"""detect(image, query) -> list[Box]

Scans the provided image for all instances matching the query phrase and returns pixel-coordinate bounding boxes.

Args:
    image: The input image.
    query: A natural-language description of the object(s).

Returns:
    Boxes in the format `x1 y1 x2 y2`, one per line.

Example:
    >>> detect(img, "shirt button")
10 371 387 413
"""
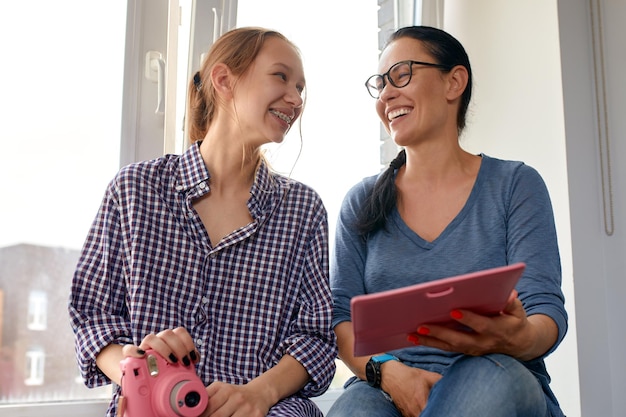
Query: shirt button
199 182 207 189
175 185 184 191
196 339 203 346
202 297 209 304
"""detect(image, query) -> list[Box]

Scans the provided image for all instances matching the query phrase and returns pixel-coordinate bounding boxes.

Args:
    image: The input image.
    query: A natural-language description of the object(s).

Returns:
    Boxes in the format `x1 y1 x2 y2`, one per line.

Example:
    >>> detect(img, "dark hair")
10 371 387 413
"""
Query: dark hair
186 27 299 143
355 26 472 238
391 26 473 133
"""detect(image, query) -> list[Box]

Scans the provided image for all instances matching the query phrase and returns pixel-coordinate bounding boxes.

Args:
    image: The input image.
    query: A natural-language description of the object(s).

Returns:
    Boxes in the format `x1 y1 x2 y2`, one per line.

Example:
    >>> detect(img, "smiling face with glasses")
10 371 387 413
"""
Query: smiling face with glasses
365 60 452 99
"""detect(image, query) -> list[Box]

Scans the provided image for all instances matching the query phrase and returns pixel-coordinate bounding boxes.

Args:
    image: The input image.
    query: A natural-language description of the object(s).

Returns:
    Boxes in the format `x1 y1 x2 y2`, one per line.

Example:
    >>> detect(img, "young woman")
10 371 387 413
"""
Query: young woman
328 26 567 417
69 27 337 417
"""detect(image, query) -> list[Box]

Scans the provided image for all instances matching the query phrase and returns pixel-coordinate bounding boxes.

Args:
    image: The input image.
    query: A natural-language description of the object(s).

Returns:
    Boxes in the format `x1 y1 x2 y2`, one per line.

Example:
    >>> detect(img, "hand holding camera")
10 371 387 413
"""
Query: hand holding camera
120 349 208 417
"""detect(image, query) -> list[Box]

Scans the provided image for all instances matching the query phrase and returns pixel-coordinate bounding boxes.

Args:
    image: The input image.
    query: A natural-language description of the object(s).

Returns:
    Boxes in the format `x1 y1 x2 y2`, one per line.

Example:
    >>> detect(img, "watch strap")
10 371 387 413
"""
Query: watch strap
371 353 399 364
366 353 399 388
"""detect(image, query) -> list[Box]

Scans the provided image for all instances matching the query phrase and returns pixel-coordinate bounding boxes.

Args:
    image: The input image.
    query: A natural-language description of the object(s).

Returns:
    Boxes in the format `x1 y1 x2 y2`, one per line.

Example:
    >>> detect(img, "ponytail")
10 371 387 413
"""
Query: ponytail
187 71 211 143
354 149 406 237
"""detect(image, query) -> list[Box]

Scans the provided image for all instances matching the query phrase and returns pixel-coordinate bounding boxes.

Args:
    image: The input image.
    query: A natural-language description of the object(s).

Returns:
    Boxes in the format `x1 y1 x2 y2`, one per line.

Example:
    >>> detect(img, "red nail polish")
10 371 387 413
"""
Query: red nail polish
450 310 463 320
417 326 430 335
407 334 419 345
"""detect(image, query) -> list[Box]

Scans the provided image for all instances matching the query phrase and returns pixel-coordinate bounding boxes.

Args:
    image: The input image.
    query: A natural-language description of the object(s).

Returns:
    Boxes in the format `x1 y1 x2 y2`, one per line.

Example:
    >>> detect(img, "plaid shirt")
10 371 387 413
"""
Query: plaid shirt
69 142 337 416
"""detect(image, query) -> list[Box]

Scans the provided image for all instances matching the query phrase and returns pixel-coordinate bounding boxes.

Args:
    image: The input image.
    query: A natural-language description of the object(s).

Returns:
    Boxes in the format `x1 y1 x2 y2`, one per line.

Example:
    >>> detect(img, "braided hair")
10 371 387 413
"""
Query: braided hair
354 149 406 237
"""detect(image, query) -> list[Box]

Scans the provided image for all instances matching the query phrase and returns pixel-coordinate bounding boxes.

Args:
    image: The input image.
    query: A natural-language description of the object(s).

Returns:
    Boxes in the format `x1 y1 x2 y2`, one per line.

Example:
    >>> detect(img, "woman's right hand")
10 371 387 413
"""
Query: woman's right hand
101 327 200 386
380 361 442 417
334 321 441 416
128 326 201 367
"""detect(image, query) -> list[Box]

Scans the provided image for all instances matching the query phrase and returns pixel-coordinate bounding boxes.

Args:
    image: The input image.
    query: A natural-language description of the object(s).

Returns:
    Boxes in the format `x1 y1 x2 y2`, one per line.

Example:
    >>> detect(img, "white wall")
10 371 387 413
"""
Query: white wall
558 1 626 416
441 1 581 416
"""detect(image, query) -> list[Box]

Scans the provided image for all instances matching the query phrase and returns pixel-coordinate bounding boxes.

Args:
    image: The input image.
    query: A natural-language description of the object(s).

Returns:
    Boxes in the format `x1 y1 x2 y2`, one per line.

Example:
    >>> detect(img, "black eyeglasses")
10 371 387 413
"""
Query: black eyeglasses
365 60 452 99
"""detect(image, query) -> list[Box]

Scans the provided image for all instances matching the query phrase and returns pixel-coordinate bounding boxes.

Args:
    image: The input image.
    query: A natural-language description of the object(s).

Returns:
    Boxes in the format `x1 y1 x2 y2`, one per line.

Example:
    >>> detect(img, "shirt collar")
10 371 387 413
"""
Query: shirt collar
175 142 287 214
175 141 211 192
249 160 287 219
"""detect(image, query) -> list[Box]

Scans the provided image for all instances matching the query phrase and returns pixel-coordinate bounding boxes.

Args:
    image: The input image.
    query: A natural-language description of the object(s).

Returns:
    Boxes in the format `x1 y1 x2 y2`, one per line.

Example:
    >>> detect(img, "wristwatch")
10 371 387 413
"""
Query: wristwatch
365 353 399 388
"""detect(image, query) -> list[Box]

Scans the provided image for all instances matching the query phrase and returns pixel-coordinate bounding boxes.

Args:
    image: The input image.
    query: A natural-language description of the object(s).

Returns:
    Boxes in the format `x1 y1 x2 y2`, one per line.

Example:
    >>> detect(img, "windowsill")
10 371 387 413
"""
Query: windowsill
0 399 110 417
0 389 344 417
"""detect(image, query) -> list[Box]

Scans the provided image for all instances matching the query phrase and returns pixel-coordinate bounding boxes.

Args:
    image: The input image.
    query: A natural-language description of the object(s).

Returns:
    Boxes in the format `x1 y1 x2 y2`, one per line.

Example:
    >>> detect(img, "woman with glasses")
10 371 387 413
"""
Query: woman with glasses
69 27 337 417
327 26 567 417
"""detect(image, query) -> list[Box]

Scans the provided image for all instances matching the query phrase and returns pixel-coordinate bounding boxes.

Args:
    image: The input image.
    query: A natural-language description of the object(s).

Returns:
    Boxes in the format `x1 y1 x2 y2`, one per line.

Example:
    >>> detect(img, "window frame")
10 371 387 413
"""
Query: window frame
1 0 382 414
0 0 235 414
23 348 45 387
26 291 48 331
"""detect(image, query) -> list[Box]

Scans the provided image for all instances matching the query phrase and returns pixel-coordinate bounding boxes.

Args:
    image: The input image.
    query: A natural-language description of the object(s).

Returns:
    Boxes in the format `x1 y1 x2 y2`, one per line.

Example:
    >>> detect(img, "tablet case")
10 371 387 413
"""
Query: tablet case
350 262 526 356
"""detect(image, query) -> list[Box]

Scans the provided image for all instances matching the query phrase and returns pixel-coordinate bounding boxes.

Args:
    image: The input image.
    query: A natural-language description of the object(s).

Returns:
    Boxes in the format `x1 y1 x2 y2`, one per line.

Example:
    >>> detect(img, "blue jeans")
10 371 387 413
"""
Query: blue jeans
326 354 549 417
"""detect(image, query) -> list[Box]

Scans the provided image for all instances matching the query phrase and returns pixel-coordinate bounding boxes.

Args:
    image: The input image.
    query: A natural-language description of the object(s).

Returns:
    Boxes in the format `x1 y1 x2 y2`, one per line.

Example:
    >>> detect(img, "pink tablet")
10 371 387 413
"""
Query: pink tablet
350 263 526 356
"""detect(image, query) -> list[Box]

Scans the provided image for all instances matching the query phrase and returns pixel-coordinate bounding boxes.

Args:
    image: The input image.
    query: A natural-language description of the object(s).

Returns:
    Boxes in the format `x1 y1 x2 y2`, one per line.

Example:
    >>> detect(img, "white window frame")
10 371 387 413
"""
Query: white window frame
1 0 374 415
1 1 235 415
120 0 238 165
24 348 45 386
27 290 48 331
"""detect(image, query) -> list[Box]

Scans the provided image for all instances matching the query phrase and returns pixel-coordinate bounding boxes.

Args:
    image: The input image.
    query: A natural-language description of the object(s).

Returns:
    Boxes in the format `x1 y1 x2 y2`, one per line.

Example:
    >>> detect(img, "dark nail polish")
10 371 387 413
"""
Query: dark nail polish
137 348 145 355
189 350 198 361
182 356 191 366
168 353 178 363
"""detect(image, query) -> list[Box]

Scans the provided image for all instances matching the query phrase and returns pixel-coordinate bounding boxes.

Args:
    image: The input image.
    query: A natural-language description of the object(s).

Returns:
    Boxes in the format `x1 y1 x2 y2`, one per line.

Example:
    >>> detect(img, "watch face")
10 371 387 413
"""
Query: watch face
365 360 378 387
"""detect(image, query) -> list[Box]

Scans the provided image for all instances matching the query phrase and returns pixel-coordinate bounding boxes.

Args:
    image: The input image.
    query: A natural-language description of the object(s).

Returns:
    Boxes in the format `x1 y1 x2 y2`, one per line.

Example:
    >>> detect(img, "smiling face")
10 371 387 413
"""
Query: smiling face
375 37 453 147
232 36 305 147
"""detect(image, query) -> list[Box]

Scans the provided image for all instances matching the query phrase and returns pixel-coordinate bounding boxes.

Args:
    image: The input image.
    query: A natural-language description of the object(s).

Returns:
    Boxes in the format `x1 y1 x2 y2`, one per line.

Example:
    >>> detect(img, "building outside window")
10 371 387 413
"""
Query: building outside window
0 0 378 414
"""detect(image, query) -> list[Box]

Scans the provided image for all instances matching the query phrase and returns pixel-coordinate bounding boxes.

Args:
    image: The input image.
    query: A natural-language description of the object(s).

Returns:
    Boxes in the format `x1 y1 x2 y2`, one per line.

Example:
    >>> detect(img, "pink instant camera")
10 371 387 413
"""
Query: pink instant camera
120 349 209 417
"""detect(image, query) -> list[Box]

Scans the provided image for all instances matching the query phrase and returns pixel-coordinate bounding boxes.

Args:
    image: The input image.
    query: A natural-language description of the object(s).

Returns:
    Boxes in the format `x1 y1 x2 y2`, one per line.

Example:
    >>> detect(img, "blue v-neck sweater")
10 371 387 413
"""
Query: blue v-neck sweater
331 154 567 416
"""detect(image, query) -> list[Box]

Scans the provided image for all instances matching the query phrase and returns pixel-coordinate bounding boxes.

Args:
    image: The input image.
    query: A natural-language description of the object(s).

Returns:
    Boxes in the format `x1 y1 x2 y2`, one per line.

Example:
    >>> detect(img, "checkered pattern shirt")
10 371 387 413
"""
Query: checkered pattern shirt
69 142 337 416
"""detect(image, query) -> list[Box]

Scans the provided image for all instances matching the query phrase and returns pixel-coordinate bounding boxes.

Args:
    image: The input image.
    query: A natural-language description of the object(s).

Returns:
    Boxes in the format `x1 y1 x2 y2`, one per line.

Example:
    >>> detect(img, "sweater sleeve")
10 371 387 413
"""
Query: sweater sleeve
505 163 568 357
330 177 375 328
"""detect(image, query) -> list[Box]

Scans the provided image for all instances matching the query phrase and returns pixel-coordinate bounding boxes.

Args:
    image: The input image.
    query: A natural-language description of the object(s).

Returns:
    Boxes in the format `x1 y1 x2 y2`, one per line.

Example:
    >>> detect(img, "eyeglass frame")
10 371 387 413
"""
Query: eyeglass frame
365 60 453 99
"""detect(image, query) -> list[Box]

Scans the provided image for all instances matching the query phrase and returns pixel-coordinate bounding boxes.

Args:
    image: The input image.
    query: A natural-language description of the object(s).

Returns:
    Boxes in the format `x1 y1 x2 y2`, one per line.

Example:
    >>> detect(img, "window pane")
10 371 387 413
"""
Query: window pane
236 0 381 240
236 0 381 390
0 1 126 404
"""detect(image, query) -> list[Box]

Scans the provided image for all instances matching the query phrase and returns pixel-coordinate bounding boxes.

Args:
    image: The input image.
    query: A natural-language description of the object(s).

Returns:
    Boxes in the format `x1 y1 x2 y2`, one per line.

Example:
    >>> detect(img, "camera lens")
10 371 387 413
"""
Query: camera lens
184 391 201 408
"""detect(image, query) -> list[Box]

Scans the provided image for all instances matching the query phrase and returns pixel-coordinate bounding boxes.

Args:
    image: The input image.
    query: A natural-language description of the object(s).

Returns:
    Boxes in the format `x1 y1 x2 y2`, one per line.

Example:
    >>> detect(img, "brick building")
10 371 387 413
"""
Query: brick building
0 244 110 402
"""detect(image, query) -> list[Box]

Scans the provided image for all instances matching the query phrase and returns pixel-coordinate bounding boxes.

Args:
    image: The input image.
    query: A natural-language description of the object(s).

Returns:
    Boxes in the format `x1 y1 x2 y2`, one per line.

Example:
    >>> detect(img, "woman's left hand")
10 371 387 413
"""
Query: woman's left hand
407 290 556 361
201 381 272 417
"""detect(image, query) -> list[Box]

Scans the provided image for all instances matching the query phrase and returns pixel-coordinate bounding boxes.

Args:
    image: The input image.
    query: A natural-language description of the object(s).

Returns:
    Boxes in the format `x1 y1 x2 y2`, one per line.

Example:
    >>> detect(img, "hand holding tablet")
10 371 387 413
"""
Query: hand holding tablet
350 263 526 356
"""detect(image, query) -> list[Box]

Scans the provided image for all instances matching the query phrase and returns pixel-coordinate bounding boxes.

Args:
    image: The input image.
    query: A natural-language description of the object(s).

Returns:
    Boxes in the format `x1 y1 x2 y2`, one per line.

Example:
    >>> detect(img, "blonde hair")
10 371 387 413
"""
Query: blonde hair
186 27 301 143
